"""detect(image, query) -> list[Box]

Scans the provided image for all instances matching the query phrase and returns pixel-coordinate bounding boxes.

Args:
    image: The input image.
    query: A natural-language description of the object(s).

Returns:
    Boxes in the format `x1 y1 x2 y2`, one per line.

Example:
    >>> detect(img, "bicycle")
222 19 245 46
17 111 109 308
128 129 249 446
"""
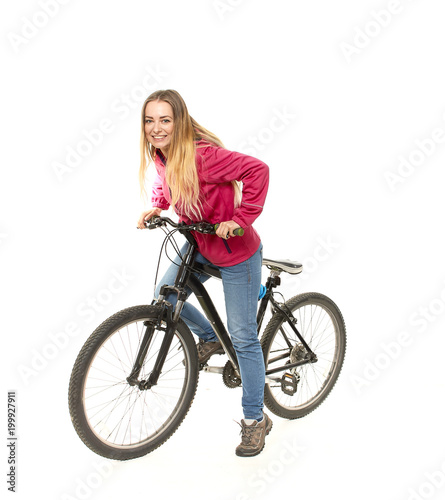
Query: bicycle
68 216 346 460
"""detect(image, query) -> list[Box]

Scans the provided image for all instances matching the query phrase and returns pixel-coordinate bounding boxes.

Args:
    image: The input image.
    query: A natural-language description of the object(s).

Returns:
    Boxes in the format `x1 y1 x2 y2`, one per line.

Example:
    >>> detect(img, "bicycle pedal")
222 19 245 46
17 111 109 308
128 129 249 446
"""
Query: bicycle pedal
281 372 298 396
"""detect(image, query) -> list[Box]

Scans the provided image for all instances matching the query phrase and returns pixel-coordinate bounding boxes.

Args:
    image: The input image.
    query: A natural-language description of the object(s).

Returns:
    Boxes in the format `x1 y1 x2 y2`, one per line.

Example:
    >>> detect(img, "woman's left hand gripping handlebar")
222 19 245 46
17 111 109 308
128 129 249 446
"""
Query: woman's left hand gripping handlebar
215 220 242 239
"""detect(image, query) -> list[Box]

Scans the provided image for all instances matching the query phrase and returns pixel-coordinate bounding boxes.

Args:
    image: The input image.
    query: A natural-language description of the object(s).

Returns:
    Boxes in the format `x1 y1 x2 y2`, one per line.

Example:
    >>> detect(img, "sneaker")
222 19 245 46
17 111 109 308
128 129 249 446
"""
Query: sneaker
235 413 273 457
197 338 224 364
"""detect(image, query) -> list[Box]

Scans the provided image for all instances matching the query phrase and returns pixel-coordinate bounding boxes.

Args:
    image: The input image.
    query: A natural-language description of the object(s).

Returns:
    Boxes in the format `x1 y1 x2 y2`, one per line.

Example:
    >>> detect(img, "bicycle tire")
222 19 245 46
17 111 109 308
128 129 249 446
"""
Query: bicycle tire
68 305 199 460
261 292 346 419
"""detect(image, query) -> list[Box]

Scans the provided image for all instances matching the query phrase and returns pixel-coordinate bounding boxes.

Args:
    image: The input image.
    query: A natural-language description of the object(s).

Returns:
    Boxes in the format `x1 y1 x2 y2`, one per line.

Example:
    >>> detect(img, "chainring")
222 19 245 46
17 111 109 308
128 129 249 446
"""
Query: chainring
222 361 242 388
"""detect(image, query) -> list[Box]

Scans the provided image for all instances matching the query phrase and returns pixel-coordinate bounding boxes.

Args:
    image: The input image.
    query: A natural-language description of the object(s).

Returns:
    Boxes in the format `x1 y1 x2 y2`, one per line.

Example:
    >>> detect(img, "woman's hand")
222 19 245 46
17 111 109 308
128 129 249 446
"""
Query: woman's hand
215 220 241 239
137 207 163 229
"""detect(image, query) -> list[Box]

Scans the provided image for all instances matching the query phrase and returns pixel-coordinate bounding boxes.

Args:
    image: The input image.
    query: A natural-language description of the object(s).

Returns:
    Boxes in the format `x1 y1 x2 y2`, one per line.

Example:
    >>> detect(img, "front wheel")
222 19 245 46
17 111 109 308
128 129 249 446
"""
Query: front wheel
261 293 346 419
68 305 199 460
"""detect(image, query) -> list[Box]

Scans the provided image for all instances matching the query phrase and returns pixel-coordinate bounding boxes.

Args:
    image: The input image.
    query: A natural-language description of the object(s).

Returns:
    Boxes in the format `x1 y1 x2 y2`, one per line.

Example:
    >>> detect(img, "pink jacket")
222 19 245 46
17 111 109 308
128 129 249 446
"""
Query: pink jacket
151 142 269 266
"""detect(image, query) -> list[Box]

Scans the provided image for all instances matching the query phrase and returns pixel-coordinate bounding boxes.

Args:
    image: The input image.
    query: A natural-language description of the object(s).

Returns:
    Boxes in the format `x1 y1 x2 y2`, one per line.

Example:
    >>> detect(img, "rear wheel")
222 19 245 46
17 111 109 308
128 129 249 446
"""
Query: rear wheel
68 305 199 460
261 293 346 419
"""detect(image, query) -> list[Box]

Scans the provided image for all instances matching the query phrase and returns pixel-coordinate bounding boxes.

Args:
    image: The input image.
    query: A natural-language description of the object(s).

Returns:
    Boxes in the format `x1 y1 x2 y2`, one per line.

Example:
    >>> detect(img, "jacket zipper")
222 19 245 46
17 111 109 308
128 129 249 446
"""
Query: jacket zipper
223 239 232 254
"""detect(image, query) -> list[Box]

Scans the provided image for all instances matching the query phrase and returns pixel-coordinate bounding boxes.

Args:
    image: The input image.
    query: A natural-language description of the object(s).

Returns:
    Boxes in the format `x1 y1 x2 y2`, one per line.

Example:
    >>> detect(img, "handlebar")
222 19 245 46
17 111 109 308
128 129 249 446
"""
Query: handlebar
144 216 244 236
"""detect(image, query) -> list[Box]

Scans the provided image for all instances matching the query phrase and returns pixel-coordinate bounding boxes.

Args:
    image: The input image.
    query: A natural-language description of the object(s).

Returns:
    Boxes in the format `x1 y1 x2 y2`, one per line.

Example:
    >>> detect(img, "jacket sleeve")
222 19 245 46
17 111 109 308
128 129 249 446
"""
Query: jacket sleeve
151 171 170 210
200 146 269 228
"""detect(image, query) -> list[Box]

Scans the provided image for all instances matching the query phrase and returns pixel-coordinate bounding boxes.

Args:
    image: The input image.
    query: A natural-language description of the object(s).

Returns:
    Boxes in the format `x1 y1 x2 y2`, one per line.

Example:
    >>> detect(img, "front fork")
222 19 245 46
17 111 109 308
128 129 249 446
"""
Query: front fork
126 292 186 390
127 238 196 390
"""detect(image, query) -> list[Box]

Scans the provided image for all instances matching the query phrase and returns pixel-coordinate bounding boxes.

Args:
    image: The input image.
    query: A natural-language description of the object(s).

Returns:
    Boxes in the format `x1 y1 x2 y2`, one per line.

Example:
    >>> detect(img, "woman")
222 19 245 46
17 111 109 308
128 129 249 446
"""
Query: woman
137 89 271 457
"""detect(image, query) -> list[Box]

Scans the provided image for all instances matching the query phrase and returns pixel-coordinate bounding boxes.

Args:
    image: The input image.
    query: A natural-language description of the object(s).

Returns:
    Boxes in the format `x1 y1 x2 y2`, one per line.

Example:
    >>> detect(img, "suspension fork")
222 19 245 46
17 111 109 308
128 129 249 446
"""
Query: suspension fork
126 297 187 390
142 303 182 389
127 240 197 390
125 301 172 389
126 318 158 387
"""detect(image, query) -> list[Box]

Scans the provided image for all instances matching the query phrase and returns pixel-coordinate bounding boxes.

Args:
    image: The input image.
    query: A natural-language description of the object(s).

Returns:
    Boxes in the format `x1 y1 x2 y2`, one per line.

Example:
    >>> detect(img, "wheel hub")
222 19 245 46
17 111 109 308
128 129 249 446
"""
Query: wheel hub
290 343 306 364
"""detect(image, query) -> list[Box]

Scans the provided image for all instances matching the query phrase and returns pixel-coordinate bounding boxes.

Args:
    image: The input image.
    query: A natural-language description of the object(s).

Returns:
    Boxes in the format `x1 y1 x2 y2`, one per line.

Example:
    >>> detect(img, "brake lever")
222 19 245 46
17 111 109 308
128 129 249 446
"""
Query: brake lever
146 216 165 230
194 222 215 234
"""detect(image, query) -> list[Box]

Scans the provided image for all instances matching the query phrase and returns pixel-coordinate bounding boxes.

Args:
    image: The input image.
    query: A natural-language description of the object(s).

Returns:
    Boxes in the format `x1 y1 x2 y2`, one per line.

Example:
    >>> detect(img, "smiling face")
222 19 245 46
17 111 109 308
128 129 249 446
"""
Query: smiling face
144 100 174 156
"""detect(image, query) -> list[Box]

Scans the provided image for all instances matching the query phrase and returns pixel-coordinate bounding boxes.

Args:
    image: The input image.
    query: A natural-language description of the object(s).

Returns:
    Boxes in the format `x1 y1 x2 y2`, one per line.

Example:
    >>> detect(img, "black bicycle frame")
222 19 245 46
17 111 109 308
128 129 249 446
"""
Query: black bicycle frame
128 231 316 388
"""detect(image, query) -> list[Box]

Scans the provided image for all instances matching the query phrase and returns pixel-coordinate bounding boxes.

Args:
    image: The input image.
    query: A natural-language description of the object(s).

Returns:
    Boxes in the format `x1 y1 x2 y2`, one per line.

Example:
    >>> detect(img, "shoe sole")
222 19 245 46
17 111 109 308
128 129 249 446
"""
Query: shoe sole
198 348 225 365
183 347 225 366
235 417 273 457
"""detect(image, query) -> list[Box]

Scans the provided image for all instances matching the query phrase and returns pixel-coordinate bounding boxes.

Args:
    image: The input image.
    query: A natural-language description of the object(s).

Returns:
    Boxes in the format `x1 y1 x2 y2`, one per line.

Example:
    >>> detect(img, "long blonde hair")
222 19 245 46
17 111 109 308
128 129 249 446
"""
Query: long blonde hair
139 89 240 220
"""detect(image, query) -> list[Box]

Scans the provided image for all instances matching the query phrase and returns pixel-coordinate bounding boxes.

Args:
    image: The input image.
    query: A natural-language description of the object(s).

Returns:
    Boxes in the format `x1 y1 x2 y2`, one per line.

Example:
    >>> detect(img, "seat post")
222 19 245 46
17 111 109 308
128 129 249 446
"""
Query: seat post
266 270 281 289
256 270 281 331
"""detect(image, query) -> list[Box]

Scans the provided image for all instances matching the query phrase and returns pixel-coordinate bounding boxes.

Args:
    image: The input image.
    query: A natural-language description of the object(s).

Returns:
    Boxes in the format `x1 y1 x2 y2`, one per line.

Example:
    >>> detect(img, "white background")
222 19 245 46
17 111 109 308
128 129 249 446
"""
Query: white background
1 0 445 499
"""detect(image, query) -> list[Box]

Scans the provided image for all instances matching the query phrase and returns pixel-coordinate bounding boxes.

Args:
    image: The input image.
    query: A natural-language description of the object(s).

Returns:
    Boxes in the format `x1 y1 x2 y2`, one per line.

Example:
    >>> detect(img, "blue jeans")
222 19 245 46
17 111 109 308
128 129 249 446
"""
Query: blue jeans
154 242 265 420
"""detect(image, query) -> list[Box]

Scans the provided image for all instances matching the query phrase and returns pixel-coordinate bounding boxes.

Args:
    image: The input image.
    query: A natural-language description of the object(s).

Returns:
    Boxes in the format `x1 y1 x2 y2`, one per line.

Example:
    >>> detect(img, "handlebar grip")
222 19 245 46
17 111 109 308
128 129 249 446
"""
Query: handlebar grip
214 224 244 237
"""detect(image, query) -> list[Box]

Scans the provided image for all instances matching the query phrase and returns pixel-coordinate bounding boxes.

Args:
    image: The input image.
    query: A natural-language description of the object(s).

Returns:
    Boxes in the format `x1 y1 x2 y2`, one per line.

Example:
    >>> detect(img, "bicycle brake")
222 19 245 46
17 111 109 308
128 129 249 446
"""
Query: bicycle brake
147 216 165 229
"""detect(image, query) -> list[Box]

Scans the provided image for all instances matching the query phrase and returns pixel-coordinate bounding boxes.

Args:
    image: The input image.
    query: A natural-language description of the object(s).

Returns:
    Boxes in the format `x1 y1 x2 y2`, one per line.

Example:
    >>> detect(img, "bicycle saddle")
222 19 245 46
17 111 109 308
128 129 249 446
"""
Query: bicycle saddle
263 258 303 275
